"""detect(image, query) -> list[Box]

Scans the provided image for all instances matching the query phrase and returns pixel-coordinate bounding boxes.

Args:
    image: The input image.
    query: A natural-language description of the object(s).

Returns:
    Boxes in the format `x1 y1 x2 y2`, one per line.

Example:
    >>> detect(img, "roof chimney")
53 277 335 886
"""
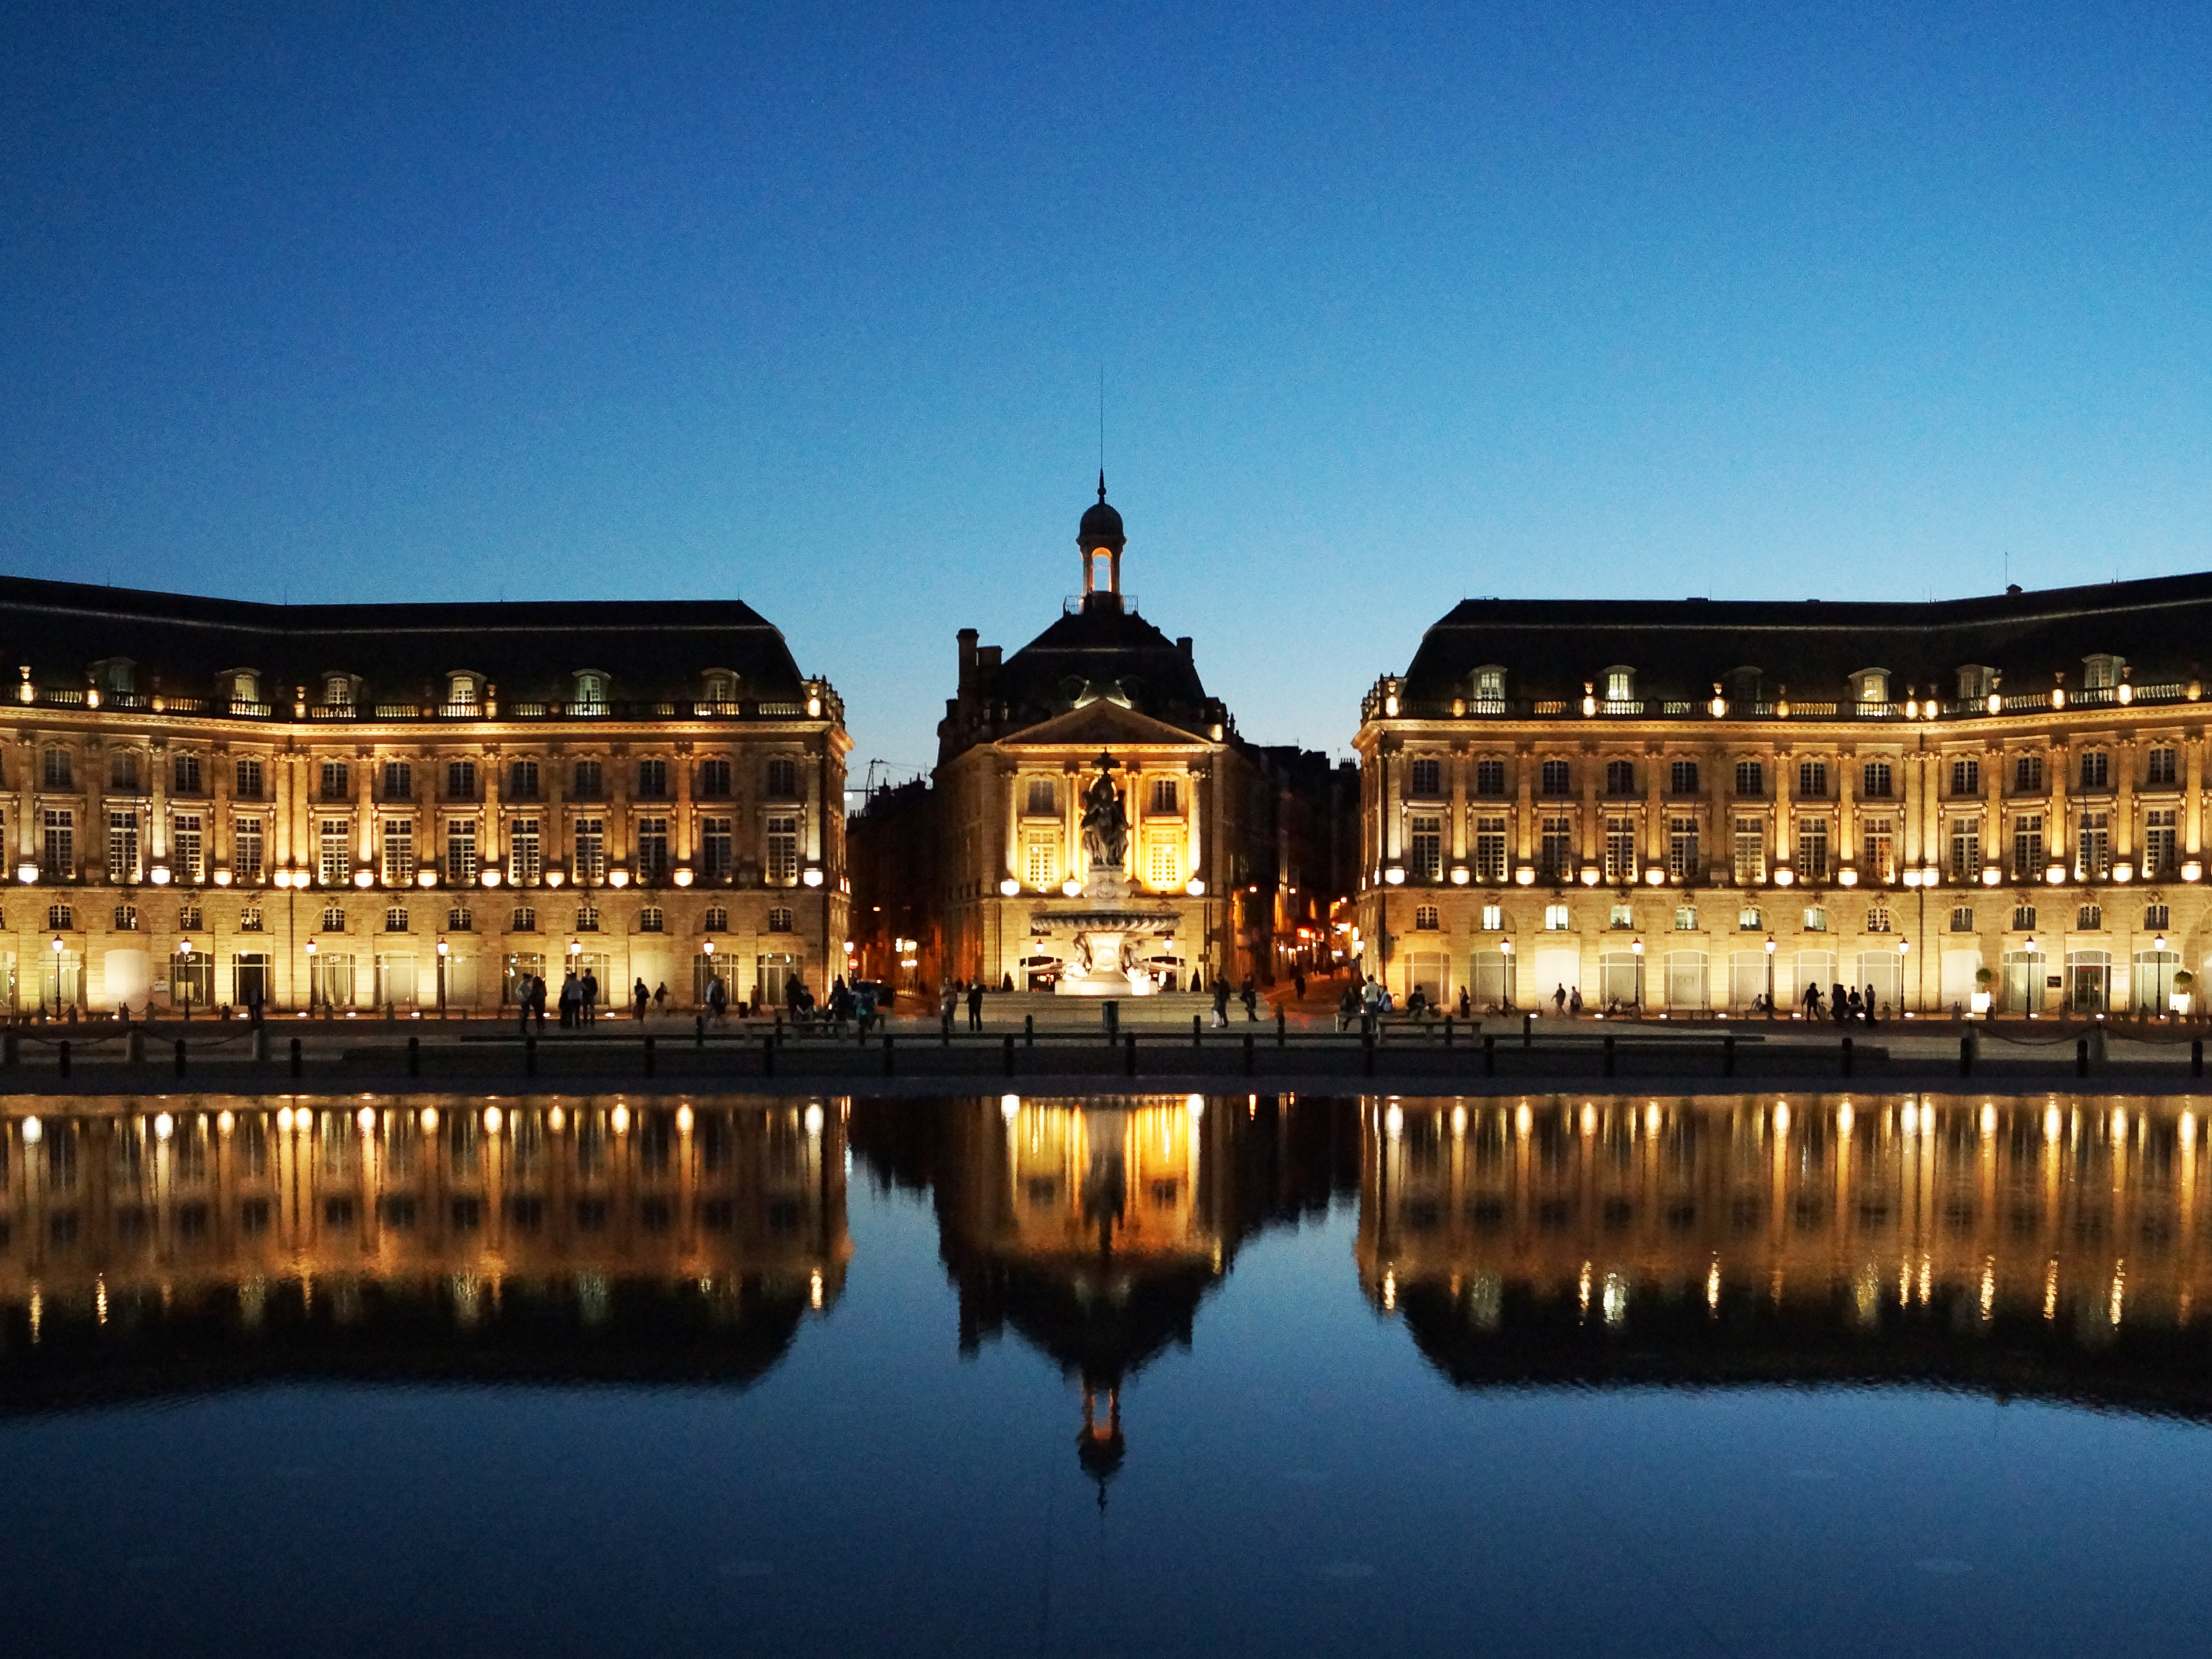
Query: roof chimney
957 628 979 688
1176 636 1193 658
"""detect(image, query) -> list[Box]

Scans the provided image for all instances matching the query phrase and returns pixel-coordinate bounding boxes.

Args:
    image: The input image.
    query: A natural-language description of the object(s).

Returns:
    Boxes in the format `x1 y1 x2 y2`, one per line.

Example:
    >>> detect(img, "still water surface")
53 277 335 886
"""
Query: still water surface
4 1091 2212 1657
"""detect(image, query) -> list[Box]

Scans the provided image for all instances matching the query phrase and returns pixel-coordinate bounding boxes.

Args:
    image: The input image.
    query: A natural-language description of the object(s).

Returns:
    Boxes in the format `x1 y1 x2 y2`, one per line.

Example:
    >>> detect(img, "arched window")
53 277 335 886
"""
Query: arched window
573 671 608 711
323 674 354 709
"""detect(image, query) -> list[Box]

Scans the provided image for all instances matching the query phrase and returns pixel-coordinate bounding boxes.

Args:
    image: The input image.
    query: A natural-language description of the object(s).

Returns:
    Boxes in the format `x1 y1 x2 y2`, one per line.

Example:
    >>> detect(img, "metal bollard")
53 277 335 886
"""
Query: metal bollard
644 1035 656 1077
1484 1033 1496 1076
695 1012 706 1048
1025 1013 1035 1046
1124 1031 1136 1077
883 1033 895 1076
1362 1029 1375 1077
58 1039 70 1079
525 1034 536 1077
1723 1033 1735 1078
408 1034 421 1078
1243 1033 1254 1076
2194 1037 2204 1078
174 1038 186 1079
762 1034 776 1078
128 1029 144 1065
255 1027 270 1064
1841 1035 1853 1078
1522 1012 1533 1049
289 1036 302 1078
1444 1016 1454 1048
1276 1006 1286 1046
1603 1034 1615 1077
1193 1014 1202 1048
1003 1033 1015 1077
1959 1033 1973 1077
2076 1037 2089 1078
2 1029 15 1068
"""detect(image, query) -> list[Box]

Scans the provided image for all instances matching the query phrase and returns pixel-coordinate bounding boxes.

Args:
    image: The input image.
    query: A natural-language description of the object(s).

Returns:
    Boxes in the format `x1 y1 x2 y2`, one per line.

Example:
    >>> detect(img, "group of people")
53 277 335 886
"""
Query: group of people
1802 980 1891 1024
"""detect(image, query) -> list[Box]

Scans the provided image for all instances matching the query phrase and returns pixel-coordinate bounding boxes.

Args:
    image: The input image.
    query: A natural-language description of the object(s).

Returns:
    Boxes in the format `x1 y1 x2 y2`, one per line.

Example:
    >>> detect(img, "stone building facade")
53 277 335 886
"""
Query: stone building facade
0 577 847 1016
1355 574 2212 1017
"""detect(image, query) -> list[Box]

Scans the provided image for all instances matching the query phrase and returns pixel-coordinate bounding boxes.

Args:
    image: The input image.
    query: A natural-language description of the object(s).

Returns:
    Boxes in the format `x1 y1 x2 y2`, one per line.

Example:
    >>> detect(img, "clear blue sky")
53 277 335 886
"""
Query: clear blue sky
4 2 2208 779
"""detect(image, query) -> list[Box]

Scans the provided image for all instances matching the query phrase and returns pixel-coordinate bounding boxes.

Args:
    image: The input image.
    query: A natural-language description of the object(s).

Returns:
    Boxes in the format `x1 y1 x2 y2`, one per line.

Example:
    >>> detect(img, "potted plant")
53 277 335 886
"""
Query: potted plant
1970 965 1994 1017
2172 968 2193 1018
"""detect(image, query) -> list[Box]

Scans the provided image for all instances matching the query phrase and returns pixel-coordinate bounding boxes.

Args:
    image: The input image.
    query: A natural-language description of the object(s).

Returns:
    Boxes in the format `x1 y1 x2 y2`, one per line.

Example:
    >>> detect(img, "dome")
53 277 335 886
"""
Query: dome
1078 474 1126 552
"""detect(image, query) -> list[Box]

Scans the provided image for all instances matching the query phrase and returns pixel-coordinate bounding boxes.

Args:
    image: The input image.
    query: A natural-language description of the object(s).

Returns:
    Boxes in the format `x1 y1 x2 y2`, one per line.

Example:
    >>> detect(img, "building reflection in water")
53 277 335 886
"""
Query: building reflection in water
1361 1094 2212 1413
0 1096 847 1404
850 1092 1356 1501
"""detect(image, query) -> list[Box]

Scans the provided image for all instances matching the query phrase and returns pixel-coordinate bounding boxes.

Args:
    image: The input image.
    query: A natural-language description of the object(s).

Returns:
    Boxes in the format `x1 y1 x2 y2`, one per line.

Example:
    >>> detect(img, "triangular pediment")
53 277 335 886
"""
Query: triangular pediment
1001 701 1207 750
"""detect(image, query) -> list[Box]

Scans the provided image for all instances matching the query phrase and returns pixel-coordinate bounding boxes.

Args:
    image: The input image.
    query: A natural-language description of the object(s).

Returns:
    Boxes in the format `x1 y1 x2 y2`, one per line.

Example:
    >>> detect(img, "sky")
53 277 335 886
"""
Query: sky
3 2 2209 783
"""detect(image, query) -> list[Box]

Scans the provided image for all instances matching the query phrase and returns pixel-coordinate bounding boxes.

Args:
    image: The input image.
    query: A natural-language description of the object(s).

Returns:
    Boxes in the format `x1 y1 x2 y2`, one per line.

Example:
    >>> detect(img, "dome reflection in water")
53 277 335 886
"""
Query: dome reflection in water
3 1092 2212 1657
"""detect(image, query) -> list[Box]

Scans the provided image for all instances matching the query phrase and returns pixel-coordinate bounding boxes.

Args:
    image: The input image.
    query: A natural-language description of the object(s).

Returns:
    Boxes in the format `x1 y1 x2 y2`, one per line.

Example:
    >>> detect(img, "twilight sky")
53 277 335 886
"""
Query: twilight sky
3 2 2208 782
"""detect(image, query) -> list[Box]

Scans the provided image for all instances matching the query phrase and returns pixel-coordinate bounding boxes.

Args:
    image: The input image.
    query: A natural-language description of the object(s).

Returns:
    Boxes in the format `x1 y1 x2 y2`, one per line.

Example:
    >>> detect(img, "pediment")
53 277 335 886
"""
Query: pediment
1001 702 1206 751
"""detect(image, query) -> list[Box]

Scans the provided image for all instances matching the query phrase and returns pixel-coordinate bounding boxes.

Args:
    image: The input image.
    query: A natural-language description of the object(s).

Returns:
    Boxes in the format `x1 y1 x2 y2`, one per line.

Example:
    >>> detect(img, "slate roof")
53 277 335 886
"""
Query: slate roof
0 574 809 705
986 599 1211 720
1402 571 2212 707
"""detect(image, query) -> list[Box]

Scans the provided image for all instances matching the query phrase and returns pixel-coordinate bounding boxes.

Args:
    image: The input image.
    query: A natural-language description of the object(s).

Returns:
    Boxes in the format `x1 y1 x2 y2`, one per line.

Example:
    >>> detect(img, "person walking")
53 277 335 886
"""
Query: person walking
1293 968 1307 1002
1831 983 1849 1024
582 968 599 1024
1569 986 1583 1016
939 981 957 1036
1553 983 1568 1014
558 970 579 1029
1240 975 1258 1022
516 976 533 1036
532 973 548 1035
707 972 727 1022
1211 978 1231 1030
966 979 984 1033
1802 980 1821 1019
633 977 649 1020
654 982 668 1016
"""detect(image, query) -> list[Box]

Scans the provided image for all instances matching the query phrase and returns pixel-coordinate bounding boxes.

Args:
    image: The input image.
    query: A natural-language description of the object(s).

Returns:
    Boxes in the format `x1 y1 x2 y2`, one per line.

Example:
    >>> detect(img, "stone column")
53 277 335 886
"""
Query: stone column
2117 738 2136 858
1514 743 1534 863
1775 745 1793 874
1984 745 2004 876
1449 745 1468 864
1642 746 1663 867
150 739 169 866
1901 747 1921 869
2048 738 2069 870
2188 733 2205 857
676 744 695 863
1839 750 1857 866
1579 744 1598 867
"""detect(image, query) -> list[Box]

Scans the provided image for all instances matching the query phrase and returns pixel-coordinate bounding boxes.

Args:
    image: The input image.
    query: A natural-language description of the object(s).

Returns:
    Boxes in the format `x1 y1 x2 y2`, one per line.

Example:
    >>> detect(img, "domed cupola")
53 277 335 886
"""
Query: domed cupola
1079 474 1126 611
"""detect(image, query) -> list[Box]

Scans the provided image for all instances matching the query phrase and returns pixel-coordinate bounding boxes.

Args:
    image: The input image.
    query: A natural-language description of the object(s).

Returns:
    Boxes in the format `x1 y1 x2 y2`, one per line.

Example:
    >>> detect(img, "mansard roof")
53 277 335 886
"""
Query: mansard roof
0 574 809 705
1400 570 2212 708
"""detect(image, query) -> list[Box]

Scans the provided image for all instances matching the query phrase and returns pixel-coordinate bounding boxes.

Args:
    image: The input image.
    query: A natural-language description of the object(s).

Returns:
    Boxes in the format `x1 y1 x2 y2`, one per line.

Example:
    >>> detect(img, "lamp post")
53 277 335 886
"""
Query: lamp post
177 938 193 1021
1764 934 1776 1014
48 931 63 1019
305 936 318 1016
436 935 448 1020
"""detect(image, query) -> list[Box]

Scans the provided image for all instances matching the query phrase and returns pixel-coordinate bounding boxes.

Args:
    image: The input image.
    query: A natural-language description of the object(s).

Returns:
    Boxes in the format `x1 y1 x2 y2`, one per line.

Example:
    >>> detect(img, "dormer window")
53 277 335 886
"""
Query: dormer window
573 670 608 711
322 674 354 710
1603 666 1634 702
1471 666 1505 707
1956 664 1994 701
227 669 262 706
447 673 480 710
2083 654 2124 691
96 659 136 696
1852 669 1889 706
702 669 739 705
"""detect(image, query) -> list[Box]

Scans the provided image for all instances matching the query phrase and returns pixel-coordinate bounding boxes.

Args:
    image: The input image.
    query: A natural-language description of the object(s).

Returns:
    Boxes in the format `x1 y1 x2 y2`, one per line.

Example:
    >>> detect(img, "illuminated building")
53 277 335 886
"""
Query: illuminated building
1356 574 2212 1015
0 578 848 1014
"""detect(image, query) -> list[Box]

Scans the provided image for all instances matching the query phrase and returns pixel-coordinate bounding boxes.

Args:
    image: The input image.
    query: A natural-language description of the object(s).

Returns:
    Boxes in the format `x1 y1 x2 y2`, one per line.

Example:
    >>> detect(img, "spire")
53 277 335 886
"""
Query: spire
1098 469 1108 505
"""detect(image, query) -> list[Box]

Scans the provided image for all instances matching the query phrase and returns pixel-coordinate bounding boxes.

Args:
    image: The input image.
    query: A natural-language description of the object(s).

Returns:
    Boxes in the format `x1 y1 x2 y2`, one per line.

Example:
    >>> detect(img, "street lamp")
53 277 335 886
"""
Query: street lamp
48 931 62 1018
436 935 448 1019
1764 934 1776 1014
305 937 318 1016
177 938 194 1021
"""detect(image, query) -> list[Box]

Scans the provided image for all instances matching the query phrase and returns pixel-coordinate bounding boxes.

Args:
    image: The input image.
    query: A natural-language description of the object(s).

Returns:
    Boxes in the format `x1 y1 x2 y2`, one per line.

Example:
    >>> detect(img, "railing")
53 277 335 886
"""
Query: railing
3 687 842 725
1362 677 2206 724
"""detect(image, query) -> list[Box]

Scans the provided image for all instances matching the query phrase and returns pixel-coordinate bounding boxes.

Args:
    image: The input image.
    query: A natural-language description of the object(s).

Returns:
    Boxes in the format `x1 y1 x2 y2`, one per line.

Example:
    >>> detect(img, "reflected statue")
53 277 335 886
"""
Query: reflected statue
1079 752 1128 871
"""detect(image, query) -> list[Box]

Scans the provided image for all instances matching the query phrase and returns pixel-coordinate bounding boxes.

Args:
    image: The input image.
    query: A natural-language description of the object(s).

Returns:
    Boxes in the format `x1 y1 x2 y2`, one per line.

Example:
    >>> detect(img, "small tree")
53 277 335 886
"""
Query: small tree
1974 967 1993 987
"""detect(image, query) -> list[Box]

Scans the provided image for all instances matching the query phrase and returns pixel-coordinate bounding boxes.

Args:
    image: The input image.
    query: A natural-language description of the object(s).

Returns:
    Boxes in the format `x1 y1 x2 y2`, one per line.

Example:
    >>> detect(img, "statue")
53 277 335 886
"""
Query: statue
1080 752 1129 870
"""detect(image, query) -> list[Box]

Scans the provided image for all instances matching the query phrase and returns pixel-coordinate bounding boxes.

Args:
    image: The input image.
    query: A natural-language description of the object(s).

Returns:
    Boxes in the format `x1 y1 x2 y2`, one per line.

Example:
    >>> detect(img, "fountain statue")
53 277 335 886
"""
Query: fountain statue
1037 752 1181 995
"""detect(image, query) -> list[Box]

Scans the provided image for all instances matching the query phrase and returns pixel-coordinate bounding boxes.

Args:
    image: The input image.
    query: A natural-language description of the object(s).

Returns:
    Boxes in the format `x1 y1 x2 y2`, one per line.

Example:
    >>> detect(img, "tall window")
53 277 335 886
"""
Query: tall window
2014 753 2043 792
1797 760 1828 799
1734 760 1764 796
2076 810 2110 879
701 816 734 880
2146 903 2171 931
639 906 664 933
1948 816 1981 883
1669 760 1699 795
1950 906 1975 933
1732 816 1765 884
573 671 608 710
1472 667 1505 706
447 906 473 932
1414 905 1440 931
385 907 409 933
1797 818 1830 882
1609 904 1634 929
172 812 204 884
766 907 792 933
767 815 800 885
1604 816 1636 883
574 818 605 883
1861 818 1895 884
1409 815 1442 881
447 674 478 710
699 758 733 799
1861 761 1893 799
1673 906 1697 932
1667 815 1699 881
2145 808 2177 879
1540 816 1573 880
107 809 139 882
380 819 415 885
1865 907 1893 933
1604 760 1635 795
446 760 477 800
509 759 540 801
319 818 350 886
1024 833 1059 889
2011 814 2044 881
234 757 265 799
320 760 350 801
110 751 140 792
42 747 72 789
509 817 542 885
324 675 353 710
234 817 264 884
766 757 798 798
320 905 347 931
1737 906 1762 931
2148 747 2178 787
1147 838 1182 889
172 752 202 793
704 905 727 932
447 819 479 885
1474 758 1506 797
577 903 601 932
1474 816 1507 885
573 759 603 799
637 759 669 800
511 906 538 933
1026 778 1058 816
1408 758 1442 798
1604 668 1634 702
2079 751 2110 790
1480 903 1503 931
636 817 669 880
1544 903 1570 931
47 903 72 930
239 905 264 932
382 760 412 800
1949 758 1980 796
1149 777 1180 815
113 904 138 931
1801 906 1828 932
2076 905 2103 931
1539 759 1571 797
